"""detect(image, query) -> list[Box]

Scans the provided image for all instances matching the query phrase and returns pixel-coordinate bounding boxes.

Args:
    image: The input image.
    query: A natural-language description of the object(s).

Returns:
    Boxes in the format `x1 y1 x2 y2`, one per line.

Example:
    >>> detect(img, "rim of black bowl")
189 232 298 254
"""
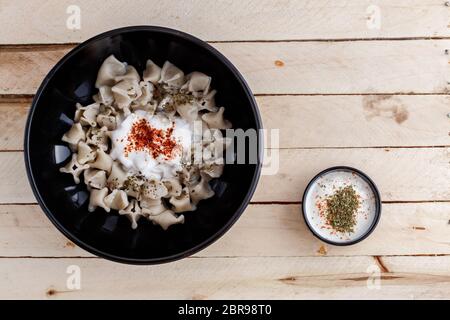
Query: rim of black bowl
301 166 382 246
24 25 264 265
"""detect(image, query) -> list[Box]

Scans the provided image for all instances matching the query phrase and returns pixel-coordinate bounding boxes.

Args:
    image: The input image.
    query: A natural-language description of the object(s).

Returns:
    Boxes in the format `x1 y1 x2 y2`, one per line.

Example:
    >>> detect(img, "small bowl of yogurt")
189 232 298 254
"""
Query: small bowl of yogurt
302 166 381 245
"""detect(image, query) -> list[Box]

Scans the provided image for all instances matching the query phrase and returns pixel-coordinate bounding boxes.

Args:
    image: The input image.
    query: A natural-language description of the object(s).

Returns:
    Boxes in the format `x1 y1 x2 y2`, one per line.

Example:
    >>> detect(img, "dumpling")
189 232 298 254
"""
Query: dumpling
123 175 145 199
114 65 140 82
134 81 154 106
143 59 161 84
201 163 224 178
159 61 184 88
131 100 157 115
169 187 196 213
202 143 216 164
212 132 232 163
62 123 85 150
77 141 96 164
111 79 142 110
77 103 100 127
202 144 214 164
141 198 166 216
89 148 113 173
202 128 222 144
202 130 229 165
83 169 107 189
180 166 200 186
198 89 218 112
182 71 211 96
86 126 109 151
162 178 182 197
59 153 89 184
212 140 228 164
189 173 214 205
201 107 232 129
74 103 84 122
157 96 176 117
176 102 198 122
201 118 210 131
96 114 117 130
104 190 129 211
99 104 118 116
148 210 185 230
203 145 222 166
93 86 114 105
119 199 142 229
141 180 168 199
95 55 126 88
88 187 110 212
106 162 128 189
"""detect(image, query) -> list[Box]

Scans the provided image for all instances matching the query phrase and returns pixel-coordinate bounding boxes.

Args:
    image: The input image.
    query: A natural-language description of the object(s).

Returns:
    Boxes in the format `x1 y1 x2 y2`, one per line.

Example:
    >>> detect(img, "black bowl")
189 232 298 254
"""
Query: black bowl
24 26 263 264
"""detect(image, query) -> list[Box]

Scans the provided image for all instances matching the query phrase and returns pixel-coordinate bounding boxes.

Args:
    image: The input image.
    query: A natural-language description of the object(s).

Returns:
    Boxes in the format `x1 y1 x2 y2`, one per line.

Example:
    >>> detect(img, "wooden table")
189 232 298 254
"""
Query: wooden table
0 0 449 299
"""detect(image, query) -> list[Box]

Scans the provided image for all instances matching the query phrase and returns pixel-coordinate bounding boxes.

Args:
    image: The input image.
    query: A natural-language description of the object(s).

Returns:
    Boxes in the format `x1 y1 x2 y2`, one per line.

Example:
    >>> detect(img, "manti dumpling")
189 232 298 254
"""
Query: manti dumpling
148 210 185 231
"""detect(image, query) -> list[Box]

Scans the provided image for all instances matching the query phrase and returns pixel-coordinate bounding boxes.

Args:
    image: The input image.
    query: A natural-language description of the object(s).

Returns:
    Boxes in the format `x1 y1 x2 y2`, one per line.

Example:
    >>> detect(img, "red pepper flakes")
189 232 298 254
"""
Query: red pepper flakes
124 118 179 160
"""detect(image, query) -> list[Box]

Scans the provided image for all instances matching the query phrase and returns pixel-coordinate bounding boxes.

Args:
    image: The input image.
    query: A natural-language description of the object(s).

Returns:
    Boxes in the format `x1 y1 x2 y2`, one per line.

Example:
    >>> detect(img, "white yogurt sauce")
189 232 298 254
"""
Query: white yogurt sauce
303 169 378 244
110 110 192 180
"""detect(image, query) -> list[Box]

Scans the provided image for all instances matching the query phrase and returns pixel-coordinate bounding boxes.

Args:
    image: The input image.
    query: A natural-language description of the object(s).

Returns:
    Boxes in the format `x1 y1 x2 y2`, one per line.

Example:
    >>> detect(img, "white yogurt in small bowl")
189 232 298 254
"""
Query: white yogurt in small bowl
302 166 381 245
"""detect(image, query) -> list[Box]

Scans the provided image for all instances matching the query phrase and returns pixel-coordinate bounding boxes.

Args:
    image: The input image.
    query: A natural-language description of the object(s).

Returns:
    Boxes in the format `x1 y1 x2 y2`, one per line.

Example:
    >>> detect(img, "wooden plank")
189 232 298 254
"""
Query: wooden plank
0 46 71 95
219 41 450 94
254 147 450 202
259 95 450 148
0 0 448 44
206 203 450 257
3 95 449 151
0 152 33 203
1 256 450 299
2 40 450 95
1 203 449 258
0 101 28 150
2 148 449 203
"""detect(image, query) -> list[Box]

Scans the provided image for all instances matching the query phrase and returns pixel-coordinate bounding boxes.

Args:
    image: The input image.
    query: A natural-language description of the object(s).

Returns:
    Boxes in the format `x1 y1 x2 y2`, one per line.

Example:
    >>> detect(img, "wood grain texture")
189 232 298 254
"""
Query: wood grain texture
0 0 448 44
255 147 450 202
0 46 71 95
1 203 449 258
0 152 32 203
2 256 450 299
219 40 450 94
2 40 450 95
260 95 450 148
2 148 449 204
1 0 450 300
0 101 28 150
3 94 449 151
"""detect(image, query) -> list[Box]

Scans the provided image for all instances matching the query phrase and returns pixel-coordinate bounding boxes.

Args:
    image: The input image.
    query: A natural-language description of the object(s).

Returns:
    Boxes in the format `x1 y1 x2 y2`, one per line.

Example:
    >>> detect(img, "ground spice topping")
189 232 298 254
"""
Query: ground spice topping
324 185 359 233
124 118 178 160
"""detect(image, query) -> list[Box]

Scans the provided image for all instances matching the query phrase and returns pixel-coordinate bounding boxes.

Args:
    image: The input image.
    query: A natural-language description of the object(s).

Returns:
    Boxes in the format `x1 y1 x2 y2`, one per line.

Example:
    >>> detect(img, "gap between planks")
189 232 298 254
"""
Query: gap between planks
5 147 450 153
3 36 450 50
0 254 448 260
2 200 450 206
3 93 450 101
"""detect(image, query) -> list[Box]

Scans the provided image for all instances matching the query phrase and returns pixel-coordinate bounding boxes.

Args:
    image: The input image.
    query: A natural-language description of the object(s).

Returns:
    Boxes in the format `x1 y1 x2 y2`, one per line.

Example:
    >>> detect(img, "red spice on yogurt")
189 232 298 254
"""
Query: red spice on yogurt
124 118 179 160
